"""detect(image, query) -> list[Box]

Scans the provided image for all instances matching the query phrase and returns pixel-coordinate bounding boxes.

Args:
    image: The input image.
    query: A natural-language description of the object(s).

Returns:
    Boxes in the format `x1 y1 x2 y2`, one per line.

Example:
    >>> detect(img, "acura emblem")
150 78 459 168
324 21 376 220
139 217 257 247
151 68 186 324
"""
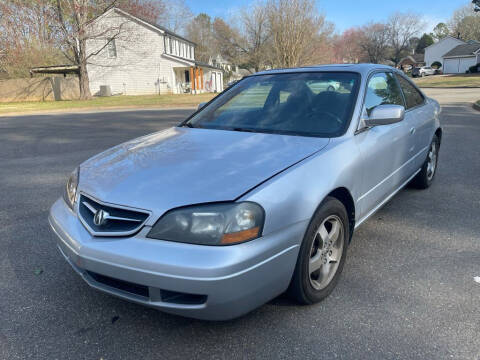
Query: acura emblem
93 209 109 226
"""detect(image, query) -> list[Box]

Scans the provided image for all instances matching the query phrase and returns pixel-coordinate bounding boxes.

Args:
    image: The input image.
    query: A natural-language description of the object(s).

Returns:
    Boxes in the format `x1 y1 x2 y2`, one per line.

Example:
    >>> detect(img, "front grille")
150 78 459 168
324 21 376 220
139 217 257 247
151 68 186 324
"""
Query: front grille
78 194 150 236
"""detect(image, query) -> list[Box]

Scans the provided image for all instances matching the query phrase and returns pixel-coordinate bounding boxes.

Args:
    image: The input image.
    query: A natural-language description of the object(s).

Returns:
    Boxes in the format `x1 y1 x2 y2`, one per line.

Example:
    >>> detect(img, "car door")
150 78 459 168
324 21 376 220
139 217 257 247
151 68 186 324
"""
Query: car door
395 74 434 171
355 71 412 220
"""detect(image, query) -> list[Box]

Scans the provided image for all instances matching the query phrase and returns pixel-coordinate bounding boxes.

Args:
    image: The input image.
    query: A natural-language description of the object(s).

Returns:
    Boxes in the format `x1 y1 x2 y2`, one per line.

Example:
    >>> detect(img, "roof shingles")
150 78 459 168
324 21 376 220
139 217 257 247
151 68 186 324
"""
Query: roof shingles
443 43 480 58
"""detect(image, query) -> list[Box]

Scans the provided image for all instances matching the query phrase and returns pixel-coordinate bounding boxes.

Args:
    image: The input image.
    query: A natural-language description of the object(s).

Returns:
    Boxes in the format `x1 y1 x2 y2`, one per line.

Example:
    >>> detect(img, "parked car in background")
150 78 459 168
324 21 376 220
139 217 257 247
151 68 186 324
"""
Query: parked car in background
412 66 436 77
49 64 442 320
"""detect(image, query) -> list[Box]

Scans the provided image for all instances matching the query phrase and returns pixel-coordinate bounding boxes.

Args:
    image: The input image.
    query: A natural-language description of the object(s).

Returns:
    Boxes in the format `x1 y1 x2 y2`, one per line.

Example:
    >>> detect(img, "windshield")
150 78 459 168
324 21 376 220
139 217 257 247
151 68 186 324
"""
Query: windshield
184 72 360 137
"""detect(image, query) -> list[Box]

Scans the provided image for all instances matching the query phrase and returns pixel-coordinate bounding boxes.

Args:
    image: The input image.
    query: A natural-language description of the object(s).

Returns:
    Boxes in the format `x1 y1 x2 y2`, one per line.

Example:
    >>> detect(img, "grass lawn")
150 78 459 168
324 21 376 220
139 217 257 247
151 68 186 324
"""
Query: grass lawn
0 93 216 116
413 74 480 88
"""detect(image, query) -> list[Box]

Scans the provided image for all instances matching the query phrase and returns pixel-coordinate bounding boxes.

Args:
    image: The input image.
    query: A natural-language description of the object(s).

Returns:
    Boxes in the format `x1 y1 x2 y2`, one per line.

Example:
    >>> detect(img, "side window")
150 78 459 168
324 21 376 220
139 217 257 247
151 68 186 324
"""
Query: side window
396 75 425 109
365 72 404 115
107 38 117 58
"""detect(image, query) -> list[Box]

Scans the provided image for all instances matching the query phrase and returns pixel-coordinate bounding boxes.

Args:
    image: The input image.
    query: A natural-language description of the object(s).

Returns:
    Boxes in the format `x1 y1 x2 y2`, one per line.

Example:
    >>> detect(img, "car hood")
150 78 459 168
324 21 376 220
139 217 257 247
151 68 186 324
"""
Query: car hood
79 127 329 215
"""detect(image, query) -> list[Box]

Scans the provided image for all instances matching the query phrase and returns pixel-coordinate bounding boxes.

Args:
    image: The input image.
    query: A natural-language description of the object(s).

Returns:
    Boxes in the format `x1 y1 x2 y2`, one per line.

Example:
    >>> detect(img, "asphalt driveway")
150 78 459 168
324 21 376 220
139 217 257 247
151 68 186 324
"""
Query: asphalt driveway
1 93 479 359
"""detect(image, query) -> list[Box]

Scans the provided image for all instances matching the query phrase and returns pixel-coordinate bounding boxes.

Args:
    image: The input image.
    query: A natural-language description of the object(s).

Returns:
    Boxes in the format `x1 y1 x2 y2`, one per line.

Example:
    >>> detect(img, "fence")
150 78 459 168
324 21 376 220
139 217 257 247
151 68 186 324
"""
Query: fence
0 77 80 102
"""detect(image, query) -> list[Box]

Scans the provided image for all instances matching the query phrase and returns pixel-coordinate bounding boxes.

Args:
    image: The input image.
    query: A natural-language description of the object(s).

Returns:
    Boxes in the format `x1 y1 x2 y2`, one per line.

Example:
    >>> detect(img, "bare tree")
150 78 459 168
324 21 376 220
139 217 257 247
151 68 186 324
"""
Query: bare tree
267 0 332 68
211 2 272 72
333 28 366 63
387 12 425 66
449 4 480 40
239 2 272 71
0 0 65 78
432 22 450 40
159 0 192 35
52 0 166 99
186 13 216 62
359 23 390 64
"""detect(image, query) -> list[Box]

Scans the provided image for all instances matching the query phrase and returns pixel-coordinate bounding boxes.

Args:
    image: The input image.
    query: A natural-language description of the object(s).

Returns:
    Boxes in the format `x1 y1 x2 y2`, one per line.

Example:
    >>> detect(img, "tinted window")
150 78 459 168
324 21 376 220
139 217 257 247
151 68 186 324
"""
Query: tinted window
186 72 360 137
396 75 424 109
364 72 404 115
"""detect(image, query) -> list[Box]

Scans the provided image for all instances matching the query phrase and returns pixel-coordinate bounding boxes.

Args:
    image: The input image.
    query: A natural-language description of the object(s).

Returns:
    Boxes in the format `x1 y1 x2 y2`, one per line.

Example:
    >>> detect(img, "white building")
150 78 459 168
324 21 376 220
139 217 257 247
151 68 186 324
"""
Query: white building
443 42 480 74
86 7 223 96
424 36 465 68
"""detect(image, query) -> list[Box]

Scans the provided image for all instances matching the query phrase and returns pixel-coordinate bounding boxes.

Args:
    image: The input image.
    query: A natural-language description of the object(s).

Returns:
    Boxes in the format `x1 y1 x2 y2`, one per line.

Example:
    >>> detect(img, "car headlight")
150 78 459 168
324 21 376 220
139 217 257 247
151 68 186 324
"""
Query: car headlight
63 167 79 209
147 202 264 245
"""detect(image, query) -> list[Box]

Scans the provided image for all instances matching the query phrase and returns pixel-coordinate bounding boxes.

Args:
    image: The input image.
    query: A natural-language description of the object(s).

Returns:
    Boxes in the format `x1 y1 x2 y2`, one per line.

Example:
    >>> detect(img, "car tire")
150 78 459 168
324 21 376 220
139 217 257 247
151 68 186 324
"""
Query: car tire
327 85 335 92
288 197 349 304
410 134 440 189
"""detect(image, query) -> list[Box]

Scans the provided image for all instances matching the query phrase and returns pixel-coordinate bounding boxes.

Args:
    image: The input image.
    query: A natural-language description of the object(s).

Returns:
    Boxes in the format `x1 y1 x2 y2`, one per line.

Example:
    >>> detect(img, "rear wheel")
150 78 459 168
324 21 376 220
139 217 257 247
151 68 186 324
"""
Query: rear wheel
411 134 440 189
288 197 349 304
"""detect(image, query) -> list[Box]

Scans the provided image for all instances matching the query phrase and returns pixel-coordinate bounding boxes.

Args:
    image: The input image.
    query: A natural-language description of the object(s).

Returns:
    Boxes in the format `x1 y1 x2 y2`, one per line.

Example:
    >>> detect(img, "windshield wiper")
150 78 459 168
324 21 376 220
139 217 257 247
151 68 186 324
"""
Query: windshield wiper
232 127 256 133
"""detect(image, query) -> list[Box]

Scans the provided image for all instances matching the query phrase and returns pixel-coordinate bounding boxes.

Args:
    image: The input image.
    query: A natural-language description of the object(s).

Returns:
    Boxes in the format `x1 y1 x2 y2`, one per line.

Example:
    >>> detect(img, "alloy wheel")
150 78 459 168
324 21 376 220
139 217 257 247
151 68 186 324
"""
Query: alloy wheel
308 215 344 290
426 142 437 181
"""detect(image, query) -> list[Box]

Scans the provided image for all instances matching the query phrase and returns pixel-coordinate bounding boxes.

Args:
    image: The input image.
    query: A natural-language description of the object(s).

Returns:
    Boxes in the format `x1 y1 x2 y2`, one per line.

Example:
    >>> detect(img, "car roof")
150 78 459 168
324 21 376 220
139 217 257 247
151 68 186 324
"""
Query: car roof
254 63 397 76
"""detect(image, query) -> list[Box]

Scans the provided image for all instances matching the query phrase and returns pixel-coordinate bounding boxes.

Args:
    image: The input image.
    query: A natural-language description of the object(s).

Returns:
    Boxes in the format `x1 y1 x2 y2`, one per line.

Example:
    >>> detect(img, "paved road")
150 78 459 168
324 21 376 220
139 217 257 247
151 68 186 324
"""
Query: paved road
423 88 479 106
1 98 479 359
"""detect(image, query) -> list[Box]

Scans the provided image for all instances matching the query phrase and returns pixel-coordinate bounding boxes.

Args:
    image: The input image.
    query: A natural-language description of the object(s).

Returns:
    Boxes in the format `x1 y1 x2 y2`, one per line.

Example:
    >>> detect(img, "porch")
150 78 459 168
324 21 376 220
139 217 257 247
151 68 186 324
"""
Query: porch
173 63 223 94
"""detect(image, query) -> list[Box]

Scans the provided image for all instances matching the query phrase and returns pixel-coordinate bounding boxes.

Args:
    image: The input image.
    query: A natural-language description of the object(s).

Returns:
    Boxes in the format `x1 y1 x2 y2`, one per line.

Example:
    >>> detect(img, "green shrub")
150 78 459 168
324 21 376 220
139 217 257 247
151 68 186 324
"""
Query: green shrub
468 63 480 74
431 61 442 69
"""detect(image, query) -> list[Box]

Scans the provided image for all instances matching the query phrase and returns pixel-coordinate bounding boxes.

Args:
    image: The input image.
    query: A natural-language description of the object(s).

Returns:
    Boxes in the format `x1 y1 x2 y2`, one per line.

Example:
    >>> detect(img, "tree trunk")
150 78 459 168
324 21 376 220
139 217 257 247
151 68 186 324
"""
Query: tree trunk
78 60 91 100
78 38 91 100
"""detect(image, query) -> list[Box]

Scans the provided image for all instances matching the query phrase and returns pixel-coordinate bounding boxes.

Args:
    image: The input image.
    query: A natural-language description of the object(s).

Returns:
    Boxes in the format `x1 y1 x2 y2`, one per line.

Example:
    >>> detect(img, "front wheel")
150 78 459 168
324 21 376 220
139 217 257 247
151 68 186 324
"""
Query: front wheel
288 197 349 304
410 134 440 189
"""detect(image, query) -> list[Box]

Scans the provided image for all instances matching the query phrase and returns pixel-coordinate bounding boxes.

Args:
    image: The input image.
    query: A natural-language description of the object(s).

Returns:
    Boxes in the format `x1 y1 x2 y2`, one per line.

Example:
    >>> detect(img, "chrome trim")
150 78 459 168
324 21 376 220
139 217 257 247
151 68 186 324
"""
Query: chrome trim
78 192 151 237
82 201 143 223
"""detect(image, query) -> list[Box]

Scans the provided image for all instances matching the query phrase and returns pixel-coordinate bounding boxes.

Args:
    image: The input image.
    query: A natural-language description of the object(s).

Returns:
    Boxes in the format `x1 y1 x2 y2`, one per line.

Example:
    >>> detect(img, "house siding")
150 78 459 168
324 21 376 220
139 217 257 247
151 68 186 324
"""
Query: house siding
424 37 465 68
86 10 197 95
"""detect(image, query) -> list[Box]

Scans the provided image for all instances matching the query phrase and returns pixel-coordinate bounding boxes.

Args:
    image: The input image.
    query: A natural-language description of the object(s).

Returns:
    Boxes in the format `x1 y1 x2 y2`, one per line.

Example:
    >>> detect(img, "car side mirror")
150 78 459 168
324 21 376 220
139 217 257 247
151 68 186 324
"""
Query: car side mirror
364 104 405 126
197 102 207 111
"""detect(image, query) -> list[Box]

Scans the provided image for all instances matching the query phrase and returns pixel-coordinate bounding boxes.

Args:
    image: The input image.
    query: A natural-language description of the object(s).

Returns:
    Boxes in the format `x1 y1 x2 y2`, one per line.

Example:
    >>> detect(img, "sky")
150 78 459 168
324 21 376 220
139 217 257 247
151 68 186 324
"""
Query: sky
184 0 469 33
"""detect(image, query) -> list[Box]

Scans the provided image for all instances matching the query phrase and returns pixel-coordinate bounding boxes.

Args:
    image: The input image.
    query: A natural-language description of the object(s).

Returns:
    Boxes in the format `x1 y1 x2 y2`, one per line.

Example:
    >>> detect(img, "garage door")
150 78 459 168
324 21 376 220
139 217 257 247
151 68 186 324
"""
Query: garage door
444 57 477 74
444 58 459 73
459 57 477 73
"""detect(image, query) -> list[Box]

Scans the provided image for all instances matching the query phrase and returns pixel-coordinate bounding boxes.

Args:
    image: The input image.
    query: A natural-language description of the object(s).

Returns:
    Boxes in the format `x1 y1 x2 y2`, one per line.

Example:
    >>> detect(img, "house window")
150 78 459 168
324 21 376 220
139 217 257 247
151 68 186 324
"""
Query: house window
180 42 184 58
169 37 172 54
107 38 117 58
185 70 190 83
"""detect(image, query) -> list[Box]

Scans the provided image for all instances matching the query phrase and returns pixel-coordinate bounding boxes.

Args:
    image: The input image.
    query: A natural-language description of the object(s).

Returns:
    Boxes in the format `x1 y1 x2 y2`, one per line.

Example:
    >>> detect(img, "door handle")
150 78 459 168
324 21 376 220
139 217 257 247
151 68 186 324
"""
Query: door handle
410 127 416 135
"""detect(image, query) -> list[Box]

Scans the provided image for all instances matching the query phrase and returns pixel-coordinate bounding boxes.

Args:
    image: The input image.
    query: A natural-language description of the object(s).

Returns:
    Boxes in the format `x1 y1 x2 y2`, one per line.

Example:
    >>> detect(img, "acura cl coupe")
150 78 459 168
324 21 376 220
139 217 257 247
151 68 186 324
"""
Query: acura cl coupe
49 64 441 320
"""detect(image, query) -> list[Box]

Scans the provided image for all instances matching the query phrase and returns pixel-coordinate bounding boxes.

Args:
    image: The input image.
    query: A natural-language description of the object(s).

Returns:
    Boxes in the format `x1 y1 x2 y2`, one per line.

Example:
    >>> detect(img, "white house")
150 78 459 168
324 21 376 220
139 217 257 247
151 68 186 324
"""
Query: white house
424 36 466 68
443 42 480 74
86 7 223 96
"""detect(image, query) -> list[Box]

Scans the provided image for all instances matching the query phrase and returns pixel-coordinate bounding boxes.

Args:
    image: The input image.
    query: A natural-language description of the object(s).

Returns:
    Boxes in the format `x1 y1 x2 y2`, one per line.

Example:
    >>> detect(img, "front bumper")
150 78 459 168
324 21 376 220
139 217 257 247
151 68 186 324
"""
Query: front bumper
48 198 306 320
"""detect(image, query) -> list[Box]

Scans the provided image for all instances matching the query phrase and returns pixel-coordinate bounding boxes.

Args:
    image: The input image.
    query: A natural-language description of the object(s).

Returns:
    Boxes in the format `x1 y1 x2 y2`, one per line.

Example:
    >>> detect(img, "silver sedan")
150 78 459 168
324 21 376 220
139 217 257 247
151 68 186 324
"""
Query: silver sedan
49 64 441 320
